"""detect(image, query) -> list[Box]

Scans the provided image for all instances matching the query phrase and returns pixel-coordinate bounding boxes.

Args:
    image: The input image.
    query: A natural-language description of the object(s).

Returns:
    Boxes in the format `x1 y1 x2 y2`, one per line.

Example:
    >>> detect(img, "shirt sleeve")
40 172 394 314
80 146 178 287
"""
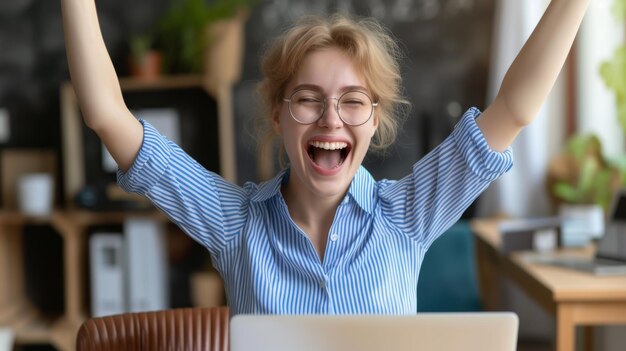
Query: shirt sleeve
117 120 249 258
379 107 513 249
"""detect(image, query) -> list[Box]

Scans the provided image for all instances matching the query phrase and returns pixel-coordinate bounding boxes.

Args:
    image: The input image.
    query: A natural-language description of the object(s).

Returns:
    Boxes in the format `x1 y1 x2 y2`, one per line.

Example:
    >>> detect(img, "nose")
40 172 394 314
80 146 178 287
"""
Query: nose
318 98 343 129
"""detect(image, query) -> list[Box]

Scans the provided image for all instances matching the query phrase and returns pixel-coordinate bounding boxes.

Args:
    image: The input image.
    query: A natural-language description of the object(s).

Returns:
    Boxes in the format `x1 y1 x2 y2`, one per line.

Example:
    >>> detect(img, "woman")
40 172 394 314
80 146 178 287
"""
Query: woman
61 0 590 315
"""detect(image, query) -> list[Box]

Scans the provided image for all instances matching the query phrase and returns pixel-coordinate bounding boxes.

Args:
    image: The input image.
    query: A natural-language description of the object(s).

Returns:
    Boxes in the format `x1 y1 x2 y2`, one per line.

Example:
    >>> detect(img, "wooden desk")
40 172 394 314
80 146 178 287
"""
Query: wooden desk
471 219 626 351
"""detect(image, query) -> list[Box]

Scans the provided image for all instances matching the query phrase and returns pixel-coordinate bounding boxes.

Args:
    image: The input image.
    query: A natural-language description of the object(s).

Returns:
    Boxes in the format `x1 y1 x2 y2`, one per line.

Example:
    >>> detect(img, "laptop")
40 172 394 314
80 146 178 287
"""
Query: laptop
230 312 518 351
536 189 626 275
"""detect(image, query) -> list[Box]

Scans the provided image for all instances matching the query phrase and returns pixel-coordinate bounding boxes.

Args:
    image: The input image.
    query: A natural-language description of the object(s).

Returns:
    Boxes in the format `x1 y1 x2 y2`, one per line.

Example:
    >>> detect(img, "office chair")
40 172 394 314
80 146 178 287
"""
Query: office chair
76 306 229 351
417 220 482 312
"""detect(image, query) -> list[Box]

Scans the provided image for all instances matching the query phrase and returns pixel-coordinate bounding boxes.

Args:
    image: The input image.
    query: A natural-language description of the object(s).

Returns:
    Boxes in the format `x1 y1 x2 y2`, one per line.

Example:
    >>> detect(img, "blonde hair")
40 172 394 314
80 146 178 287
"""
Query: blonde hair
256 14 409 165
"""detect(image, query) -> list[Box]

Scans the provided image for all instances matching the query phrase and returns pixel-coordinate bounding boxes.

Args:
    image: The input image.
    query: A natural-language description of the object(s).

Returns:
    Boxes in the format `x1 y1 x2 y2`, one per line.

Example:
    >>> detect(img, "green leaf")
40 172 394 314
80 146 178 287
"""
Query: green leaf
578 157 599 197
553 183 581 203
600 47 626 98
618 97 626 136
613 0 626 21
593 169 614 211
157 0 257 73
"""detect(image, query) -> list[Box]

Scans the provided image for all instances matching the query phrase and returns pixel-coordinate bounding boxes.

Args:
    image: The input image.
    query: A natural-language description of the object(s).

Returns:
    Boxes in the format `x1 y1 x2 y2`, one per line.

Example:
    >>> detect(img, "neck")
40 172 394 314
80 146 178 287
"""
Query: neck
280 170 351 262
281 182 343 230
281 174 345 232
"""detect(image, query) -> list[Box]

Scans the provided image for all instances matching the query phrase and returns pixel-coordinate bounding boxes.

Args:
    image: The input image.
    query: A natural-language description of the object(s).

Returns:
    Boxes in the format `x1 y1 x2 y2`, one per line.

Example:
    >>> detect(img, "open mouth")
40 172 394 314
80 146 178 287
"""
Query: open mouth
307 140 352 170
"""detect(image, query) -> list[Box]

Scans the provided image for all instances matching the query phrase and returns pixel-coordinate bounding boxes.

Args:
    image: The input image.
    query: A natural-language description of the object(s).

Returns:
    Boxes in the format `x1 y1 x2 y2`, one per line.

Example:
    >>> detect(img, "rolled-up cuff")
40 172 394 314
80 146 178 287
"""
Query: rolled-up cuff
117 120 173 195
452 107 513 181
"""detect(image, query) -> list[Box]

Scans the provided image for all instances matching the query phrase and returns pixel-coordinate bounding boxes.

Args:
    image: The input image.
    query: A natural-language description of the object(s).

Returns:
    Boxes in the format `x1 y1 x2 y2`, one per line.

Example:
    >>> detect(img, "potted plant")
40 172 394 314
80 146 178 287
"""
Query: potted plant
547 135 624 245
156 0 255 74
547 0 626 245
128 33 162 80
549 135 622 211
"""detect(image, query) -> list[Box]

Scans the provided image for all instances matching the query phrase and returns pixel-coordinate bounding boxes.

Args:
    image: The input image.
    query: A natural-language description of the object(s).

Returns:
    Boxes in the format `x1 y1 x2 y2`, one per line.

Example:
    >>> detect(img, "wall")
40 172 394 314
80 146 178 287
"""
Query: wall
235 0 496 187
0 0 495 188
0 0 174 206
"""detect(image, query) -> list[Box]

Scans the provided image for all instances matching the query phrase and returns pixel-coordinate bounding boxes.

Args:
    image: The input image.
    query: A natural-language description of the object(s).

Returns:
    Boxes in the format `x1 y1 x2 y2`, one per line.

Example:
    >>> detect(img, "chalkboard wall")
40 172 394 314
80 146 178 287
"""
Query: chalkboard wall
0 0 495 187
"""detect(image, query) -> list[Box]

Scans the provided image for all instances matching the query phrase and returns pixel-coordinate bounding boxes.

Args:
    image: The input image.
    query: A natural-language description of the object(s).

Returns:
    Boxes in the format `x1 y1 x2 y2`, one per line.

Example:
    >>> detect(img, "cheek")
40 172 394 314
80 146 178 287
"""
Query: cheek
371 116 379 136
355 133 373 156
281 124 306 156
364 124 377 144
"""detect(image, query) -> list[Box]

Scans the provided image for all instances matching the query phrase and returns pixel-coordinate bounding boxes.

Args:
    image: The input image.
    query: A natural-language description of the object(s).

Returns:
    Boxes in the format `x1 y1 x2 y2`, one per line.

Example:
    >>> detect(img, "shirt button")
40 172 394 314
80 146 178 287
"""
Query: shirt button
330 234 339 242
319 280 326 289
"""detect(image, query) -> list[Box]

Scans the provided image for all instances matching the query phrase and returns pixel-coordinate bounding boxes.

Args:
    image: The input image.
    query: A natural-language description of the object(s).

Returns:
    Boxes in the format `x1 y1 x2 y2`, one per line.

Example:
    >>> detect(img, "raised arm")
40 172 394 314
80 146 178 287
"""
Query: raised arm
477 0 591 151
61 0 143 171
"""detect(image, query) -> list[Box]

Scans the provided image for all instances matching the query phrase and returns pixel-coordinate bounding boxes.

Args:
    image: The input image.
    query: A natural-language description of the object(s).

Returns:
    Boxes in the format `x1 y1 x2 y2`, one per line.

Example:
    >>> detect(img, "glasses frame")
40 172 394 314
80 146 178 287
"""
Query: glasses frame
282 89 379 126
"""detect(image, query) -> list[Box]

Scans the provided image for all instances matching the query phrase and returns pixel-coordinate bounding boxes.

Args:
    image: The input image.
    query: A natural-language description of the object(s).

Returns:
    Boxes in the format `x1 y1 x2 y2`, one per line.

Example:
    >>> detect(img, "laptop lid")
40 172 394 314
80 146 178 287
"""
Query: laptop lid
596 189 626 262
230 312 519 351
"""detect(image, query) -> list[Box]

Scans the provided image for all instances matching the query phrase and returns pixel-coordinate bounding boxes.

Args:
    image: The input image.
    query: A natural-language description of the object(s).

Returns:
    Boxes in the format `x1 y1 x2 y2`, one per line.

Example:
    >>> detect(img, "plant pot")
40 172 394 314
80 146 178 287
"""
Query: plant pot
129 50 163 80
559 204 605 247
202 9 248 93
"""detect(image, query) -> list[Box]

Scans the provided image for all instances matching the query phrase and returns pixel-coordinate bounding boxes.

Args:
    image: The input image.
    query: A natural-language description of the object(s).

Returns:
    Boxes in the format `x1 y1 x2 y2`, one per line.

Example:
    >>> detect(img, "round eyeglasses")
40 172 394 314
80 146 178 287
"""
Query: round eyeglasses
282 89 378 126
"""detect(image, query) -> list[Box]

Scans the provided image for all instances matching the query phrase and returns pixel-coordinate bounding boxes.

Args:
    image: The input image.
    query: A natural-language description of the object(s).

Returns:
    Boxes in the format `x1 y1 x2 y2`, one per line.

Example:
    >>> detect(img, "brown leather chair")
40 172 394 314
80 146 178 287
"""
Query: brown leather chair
76 307 229 351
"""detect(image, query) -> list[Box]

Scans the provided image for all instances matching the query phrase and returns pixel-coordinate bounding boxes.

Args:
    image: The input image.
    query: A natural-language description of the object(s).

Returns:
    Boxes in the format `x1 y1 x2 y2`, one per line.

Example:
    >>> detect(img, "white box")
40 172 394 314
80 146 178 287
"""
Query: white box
125 218 169 312
90 233 126 317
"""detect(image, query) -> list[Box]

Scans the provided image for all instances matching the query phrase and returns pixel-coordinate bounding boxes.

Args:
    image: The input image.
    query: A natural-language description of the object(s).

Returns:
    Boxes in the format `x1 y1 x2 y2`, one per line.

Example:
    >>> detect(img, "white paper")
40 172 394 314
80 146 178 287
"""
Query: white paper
102 108 181 172
125 217 169 312
90 233 126 317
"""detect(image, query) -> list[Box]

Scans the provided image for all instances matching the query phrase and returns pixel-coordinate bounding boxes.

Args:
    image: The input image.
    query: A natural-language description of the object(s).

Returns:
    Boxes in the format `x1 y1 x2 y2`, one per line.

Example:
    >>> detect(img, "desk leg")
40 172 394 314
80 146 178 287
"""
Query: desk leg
50 217 87 351
0 223 27 324
557 304 575 351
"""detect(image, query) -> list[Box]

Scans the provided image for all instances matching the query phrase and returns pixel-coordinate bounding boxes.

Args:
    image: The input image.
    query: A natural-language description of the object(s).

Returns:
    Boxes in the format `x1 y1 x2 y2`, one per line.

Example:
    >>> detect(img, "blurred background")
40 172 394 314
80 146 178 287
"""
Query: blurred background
0 0 625 350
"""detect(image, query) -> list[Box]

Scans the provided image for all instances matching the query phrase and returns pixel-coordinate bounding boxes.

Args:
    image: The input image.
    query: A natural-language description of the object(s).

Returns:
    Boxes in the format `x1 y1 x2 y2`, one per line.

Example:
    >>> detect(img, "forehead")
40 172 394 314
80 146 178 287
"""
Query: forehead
287 47 369 94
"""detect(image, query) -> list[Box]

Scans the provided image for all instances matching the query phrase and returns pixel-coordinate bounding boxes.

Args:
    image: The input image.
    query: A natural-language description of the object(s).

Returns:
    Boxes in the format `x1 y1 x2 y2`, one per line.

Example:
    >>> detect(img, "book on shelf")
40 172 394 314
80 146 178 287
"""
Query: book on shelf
125 217 169 312
498 217 562 253
90 233 126 317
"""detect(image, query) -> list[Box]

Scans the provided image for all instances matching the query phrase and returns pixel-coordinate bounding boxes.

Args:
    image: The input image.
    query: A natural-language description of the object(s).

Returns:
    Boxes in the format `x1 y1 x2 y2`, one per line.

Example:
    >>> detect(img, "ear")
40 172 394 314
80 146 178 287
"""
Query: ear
272 107 282 136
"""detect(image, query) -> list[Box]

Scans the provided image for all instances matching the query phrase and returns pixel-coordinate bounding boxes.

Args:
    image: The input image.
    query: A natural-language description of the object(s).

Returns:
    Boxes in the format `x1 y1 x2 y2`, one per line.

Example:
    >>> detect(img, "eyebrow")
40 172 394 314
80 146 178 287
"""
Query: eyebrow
291 84 371 94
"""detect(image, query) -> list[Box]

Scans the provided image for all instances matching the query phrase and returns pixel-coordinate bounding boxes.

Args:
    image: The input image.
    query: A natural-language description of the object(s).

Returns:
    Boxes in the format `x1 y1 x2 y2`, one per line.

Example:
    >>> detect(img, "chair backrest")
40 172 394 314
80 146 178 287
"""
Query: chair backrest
417 220 482 312
76 307 229 351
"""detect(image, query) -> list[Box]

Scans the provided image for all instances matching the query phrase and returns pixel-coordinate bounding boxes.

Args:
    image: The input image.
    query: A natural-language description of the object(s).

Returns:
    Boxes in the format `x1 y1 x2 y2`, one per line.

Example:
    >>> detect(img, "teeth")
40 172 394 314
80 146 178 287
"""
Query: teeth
309 140 348 150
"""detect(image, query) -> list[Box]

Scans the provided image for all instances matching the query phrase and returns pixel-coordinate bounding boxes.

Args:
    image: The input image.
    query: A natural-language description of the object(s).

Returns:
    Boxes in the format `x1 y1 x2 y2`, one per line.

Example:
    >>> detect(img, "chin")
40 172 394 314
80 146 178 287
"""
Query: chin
305 163 359 199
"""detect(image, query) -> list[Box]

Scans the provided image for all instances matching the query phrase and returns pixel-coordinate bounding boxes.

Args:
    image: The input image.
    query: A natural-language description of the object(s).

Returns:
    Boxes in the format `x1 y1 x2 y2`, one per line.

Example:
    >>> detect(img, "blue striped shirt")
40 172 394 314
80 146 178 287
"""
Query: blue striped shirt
118 107 513 315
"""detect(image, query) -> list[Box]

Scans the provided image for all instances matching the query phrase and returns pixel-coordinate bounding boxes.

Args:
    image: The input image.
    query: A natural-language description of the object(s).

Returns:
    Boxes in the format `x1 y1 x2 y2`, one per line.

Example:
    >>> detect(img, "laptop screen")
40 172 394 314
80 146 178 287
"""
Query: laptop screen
597 190 626 261
613 193 626 222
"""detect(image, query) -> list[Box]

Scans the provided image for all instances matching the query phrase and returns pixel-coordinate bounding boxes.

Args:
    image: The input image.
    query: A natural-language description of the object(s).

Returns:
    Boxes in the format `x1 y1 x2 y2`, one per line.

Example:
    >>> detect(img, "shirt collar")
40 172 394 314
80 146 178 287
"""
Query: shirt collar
250 166 377 214
250 168 289 203
347 166 376 214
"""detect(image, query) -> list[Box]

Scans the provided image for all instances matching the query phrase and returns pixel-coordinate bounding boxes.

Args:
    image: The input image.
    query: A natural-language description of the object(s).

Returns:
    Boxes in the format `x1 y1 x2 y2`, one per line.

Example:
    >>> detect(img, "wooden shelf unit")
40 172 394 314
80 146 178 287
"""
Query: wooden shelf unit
61 10 248 209
0 210 169 350
0 11 248 351
61 72 238 209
